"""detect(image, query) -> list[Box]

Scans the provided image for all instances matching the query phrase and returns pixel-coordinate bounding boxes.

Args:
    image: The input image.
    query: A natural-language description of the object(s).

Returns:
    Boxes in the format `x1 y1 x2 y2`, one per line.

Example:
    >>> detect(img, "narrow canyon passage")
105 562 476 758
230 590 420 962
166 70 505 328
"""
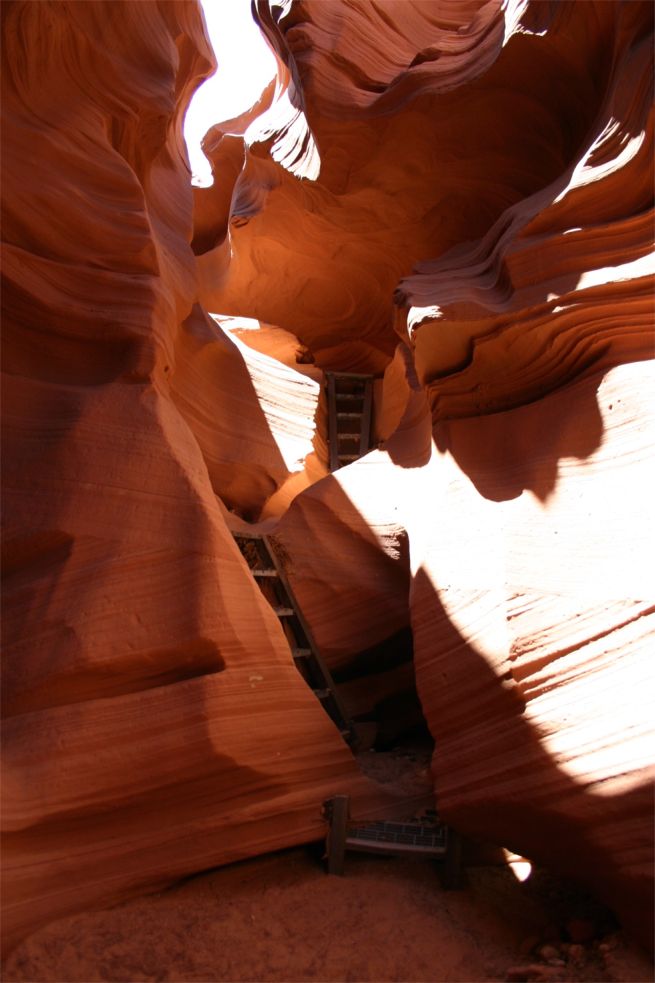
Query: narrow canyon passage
1 0 653 978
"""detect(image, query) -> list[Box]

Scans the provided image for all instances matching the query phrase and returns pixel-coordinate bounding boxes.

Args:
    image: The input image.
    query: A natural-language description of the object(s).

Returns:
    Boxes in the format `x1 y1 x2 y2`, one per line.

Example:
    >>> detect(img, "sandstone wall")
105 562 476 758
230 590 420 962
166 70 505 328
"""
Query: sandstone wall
244 0 654 948
0 0 407 953
2 0 653 955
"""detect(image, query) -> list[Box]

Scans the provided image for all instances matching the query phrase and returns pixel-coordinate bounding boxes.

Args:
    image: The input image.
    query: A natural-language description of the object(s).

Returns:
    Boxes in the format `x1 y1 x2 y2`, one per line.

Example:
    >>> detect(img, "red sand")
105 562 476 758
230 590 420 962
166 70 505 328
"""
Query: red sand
3 847 652 983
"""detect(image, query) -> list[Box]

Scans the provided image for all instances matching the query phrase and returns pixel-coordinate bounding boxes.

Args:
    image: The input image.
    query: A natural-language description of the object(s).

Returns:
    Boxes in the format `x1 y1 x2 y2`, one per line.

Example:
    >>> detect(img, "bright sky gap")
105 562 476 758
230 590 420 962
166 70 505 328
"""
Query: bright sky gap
184 0 277 187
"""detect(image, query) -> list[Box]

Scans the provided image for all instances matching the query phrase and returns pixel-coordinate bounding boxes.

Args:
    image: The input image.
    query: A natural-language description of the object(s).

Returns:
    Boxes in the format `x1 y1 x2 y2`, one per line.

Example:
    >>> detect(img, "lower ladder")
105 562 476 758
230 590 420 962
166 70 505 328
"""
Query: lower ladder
323 794 463 886
326 372 374 472
233 532 356 746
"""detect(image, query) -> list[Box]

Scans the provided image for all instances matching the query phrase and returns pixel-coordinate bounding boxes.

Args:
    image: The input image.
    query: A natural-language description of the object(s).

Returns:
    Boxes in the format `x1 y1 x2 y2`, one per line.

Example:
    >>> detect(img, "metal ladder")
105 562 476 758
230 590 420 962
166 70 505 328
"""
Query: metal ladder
233 532 356 746
323 794 463 885
326 373 374 472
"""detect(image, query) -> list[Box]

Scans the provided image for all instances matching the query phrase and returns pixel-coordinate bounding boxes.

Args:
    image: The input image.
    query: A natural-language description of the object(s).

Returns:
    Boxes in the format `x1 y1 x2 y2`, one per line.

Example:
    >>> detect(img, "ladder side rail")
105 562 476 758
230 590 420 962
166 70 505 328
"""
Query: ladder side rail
326 372 341 473
441 828 464 889
326 794 350 875
235 535 334 693
235 533 312 654
233 533 353 741
263 534 356 743
280 614 327 691
359 378 373 457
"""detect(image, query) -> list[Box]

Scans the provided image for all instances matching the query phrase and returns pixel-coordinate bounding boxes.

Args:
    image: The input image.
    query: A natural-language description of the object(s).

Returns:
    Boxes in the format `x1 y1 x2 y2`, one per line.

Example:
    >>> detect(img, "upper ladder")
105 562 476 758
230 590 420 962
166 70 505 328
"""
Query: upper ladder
326 372 374 472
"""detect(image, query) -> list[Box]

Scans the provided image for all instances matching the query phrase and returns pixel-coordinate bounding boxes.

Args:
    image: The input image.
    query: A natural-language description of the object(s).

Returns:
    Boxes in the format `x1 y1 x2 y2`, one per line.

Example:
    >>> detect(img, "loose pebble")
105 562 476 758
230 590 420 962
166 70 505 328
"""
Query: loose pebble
567 943 585 964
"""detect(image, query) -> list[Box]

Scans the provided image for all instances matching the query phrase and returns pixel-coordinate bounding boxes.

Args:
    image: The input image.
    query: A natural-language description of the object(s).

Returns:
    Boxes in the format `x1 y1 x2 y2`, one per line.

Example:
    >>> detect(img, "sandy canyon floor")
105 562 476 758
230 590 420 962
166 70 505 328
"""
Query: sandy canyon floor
3 845 653 983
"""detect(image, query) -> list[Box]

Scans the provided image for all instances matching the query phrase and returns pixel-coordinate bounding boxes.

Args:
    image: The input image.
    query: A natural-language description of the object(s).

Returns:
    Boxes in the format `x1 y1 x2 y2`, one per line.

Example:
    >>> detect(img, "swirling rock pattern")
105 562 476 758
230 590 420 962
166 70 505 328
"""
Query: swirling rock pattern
201 0 653 382
239 0 653 949
412 359 655 949
2 0 653 957
0 0 412 954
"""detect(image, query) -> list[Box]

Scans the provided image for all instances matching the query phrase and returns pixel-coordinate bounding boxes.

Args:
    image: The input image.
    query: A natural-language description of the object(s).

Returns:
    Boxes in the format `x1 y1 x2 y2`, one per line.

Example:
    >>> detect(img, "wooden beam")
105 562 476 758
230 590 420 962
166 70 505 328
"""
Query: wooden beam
326 795 350 876
441 827 464 889
326 372 340 472
359 378 373 457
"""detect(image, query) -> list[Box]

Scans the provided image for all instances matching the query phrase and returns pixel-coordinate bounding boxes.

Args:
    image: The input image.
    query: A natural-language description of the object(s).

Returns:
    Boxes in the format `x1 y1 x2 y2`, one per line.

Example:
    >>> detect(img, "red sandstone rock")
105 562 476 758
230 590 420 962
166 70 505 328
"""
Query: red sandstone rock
2 0 653 959
0 0 417 954
410 360 654 950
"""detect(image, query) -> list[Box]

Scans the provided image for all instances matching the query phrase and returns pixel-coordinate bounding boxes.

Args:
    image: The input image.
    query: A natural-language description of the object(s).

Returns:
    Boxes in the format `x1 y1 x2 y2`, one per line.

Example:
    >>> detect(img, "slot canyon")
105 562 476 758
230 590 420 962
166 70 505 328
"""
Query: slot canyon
1 0 653 980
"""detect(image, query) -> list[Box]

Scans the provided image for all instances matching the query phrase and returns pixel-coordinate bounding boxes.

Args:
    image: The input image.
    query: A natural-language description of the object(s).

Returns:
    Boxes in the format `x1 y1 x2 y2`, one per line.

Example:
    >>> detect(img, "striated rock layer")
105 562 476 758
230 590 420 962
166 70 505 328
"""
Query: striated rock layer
236 0 653 948
2 0 654 958
272 350 654 949
0 0 420 954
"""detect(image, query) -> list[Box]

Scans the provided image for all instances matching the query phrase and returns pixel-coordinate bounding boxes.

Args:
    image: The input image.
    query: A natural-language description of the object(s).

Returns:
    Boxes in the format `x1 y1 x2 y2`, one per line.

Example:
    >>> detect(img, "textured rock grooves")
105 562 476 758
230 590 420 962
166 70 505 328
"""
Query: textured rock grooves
1 0 653 959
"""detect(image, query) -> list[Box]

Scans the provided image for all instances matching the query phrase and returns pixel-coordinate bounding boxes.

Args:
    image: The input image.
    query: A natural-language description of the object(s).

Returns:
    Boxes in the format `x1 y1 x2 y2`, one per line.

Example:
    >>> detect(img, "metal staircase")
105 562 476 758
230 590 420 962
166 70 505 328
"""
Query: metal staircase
233 532 356 746
326 372 374 472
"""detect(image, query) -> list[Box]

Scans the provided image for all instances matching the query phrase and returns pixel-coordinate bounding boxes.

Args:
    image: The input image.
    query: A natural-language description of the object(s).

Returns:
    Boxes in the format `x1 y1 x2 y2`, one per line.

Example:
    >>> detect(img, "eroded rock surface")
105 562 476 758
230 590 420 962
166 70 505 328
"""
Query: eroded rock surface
0 0 414 954
2 0 653 956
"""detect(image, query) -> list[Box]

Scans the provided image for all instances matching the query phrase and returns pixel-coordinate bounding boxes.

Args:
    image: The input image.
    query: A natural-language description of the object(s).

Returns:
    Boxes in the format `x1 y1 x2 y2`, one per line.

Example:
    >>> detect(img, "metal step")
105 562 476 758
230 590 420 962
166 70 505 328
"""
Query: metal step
292 647 312 659
273 606 295 617
338 454 359 462
346 820 447 855
252 568 278 578
314 688 331 700
324 795 462 881
336 412 362 419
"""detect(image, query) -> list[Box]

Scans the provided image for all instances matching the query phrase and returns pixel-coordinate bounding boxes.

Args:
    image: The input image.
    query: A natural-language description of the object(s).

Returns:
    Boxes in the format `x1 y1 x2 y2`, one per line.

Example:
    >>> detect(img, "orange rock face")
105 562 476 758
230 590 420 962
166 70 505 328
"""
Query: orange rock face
0 0 416 954
2 0 653 957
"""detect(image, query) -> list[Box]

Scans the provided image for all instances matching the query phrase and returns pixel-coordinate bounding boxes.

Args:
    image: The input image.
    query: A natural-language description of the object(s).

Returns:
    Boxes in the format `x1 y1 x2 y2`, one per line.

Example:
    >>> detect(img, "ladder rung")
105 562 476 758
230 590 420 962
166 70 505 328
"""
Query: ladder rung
233 528 361 744
338 434 360 442
336 394 364 401
233 533 355 747
329 371 373 379
339 454 359 462
336 412 362 419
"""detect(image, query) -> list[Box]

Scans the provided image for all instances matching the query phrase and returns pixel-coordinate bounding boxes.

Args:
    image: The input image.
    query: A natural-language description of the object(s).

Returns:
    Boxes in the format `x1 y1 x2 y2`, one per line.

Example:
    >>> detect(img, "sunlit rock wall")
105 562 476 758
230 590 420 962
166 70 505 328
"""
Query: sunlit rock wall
226 0 651 948
2 0 653 956
199 0 653 382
